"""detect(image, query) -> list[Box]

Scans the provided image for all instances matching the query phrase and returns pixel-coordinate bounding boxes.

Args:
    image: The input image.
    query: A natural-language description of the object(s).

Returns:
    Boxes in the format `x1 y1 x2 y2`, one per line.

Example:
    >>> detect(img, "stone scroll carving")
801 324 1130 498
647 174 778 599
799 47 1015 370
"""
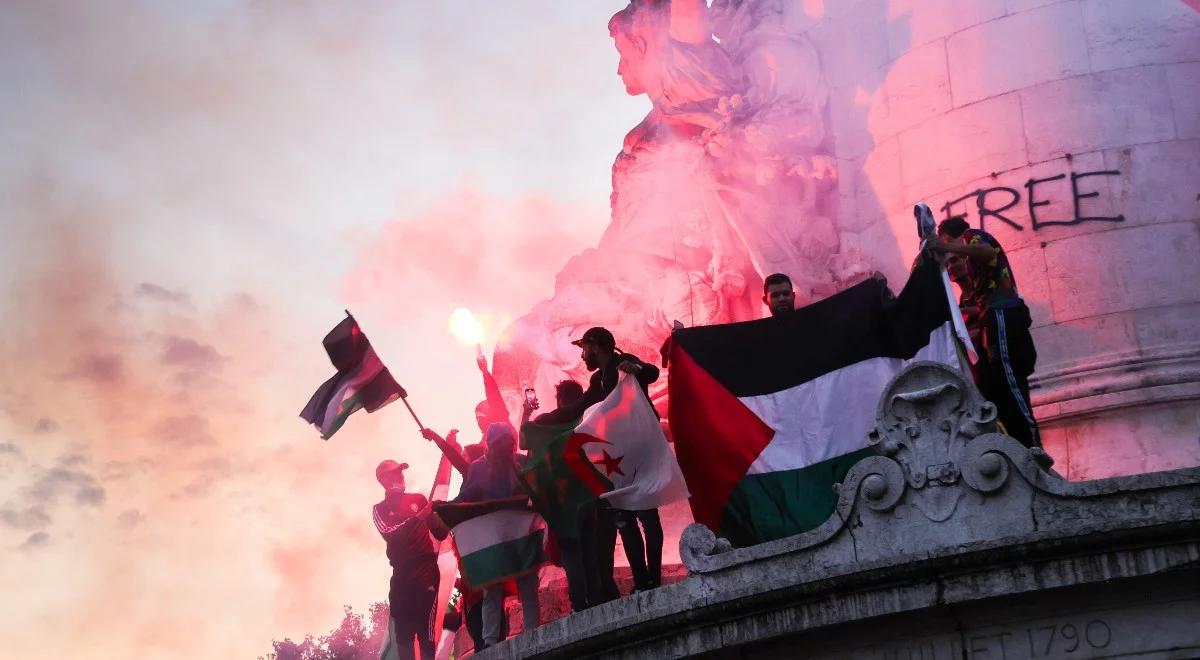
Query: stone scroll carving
682 361 1062 574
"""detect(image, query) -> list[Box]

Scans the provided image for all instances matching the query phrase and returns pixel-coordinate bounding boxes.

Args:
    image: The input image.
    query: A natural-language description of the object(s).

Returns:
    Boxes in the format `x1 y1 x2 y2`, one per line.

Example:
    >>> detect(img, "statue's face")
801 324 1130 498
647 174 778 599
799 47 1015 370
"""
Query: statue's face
613 32 648 96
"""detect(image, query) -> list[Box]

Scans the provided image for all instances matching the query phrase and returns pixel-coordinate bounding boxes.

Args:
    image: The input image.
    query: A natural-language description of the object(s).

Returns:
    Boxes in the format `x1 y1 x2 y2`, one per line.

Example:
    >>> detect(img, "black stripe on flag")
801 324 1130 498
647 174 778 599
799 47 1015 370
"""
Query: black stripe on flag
671 261 951 398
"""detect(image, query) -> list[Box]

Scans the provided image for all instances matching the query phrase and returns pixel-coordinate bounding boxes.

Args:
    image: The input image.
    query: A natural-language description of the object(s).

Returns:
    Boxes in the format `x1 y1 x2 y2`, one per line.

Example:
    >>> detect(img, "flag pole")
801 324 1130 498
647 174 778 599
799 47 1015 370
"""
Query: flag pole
914 202 978 365
400 395 426 431
345 307 426 430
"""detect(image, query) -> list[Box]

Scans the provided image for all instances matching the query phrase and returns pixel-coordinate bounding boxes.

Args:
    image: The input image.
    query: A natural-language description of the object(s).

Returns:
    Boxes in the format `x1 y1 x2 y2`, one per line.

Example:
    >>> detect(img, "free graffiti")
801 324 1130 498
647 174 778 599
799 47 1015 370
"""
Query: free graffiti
938 168 1124 233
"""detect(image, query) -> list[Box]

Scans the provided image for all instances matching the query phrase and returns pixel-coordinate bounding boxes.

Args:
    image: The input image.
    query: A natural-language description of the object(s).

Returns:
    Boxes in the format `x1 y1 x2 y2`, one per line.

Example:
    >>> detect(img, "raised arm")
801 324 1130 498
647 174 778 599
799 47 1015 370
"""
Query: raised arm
926 235 998 263
478 355 510 427
421 428 471 476
617 354 659 386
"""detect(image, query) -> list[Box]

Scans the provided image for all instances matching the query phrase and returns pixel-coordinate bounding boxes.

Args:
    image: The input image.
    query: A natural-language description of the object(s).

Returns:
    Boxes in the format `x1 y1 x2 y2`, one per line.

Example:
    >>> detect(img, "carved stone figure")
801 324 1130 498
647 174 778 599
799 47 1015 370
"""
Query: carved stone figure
495 0 868 402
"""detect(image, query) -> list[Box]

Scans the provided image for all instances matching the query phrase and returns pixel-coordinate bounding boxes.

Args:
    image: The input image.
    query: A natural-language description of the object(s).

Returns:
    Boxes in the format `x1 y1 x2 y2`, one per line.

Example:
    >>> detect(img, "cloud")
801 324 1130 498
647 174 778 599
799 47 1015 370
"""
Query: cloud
19 531 50 551
342 185 606 325
0 441 21 456
171 456 235 500
150 415 216 448
100 458 154 481
26 466 107 507
65 353 124 384
116 509 145 530
1 506 51 531
267 510 377 628
57 452 87 467
134 283 191 306
33 418 59 433
161 335 225 371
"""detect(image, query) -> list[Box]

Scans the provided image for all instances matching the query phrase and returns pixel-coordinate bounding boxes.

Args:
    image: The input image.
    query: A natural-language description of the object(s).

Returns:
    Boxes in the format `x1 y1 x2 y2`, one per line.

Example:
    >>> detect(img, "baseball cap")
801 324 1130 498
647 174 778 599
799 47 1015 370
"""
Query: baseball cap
375 459 409 486
570 326 615 350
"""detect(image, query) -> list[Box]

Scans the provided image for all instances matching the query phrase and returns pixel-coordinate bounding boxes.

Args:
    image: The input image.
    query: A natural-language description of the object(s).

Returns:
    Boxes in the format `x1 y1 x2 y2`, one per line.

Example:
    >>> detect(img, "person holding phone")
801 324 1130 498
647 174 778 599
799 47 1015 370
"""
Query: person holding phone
520 379 602 611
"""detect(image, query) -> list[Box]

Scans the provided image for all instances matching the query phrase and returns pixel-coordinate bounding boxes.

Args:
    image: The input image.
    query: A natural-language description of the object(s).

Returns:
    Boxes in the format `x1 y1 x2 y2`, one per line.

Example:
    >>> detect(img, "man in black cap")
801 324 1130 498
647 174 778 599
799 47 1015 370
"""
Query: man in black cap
538 326 664 596
373 460 439 660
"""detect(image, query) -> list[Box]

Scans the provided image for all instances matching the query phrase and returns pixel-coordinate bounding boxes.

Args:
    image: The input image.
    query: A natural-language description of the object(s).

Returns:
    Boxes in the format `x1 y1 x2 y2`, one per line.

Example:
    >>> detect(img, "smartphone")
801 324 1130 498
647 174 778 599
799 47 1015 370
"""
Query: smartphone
524 388 539 410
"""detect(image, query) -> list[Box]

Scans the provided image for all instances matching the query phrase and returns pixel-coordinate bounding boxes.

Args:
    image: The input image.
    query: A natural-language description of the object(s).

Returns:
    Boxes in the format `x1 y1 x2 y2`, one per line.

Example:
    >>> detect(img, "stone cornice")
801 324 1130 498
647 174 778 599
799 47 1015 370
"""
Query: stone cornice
477 362 1200 659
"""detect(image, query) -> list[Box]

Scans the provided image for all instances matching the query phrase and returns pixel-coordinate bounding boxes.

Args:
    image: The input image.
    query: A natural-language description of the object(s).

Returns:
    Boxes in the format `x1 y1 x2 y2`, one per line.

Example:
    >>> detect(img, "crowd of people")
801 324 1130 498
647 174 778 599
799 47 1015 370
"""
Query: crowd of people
370 218 1042 659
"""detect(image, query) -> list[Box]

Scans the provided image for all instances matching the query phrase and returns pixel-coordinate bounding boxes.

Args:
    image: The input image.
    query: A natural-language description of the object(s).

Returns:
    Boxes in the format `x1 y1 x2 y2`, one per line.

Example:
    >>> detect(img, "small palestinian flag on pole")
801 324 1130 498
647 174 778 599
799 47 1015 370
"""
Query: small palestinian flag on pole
519 373 689 539
300 312 405 439
668 260 959 547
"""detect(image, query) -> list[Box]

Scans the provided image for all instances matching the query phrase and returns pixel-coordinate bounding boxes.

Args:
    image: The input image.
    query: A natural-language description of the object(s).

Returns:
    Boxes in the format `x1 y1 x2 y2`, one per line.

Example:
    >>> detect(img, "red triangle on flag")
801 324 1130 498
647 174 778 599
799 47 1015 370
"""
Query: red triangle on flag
668 343 775 531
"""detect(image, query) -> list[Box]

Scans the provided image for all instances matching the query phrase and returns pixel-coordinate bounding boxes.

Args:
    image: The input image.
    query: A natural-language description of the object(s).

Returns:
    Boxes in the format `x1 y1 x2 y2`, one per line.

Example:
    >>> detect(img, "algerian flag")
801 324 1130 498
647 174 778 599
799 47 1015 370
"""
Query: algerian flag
667 261 960 547
519 373 689 538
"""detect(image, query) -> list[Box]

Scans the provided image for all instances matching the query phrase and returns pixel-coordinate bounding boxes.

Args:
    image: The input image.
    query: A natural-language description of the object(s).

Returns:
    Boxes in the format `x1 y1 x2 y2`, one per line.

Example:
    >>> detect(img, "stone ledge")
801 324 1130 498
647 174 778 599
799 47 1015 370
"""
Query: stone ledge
478 521 1199 659
473 362 1200 659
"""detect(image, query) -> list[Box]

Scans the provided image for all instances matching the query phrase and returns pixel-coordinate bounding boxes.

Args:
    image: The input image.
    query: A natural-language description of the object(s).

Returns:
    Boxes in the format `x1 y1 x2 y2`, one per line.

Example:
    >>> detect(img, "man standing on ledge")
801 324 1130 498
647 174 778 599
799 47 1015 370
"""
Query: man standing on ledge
927 217 1041 448
373 460 438 660
539 327 664 594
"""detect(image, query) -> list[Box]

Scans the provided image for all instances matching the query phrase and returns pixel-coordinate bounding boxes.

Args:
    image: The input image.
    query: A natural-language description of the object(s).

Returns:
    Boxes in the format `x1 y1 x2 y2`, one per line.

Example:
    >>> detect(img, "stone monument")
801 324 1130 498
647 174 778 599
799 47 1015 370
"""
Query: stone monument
478 362 1200 659
494 0 868 408
498 0 1200 481
805 0 1200 479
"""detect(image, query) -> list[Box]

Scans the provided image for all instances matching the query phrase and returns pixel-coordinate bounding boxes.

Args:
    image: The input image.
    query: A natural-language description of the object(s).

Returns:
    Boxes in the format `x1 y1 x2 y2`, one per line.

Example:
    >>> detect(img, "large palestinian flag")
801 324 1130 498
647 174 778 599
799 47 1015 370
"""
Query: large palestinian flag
668 261 959 547
300 314 405 439
520 374 689 539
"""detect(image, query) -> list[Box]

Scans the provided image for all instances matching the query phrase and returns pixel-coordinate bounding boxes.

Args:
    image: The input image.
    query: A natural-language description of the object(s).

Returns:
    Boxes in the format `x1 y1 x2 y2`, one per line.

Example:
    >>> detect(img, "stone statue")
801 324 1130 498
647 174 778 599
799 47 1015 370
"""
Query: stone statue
494 0 870 402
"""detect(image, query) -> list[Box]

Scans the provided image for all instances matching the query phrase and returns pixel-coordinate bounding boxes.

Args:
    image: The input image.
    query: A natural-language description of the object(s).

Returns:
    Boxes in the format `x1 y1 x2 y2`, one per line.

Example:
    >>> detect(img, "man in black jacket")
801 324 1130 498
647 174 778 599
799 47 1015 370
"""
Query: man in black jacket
539 326 664 595
373 460 438 660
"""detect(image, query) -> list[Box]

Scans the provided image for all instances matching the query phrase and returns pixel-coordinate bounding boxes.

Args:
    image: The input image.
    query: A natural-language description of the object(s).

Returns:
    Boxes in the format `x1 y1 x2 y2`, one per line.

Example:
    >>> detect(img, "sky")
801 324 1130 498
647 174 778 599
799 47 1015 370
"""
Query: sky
0 2 644 657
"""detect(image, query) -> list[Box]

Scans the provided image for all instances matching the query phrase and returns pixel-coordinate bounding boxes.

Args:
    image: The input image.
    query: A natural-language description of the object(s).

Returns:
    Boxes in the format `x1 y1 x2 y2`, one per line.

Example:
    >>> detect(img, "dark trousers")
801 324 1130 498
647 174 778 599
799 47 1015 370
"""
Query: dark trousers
614 508 663 590
388 563 437 660
464 600 487 652
589 503 621 603
977 304 1040 448
558 535 591 612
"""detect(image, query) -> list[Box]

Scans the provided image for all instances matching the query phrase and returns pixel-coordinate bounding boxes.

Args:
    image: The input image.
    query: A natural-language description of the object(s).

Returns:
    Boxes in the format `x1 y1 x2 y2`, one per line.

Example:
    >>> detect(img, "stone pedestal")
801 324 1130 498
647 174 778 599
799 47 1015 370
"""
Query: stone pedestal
474 362 1200 660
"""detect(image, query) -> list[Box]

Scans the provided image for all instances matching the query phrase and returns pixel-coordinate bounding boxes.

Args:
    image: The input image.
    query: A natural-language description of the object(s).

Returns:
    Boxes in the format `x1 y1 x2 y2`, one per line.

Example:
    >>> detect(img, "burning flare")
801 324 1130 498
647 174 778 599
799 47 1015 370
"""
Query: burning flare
448 308 484 349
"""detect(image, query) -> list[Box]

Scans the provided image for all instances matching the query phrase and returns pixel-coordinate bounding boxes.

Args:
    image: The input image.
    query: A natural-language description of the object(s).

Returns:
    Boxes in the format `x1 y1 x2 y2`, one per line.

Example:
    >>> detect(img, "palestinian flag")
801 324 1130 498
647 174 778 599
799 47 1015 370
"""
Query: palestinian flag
520 374 689 538
439 505 547 590
668 261 959 547
299 314 405 439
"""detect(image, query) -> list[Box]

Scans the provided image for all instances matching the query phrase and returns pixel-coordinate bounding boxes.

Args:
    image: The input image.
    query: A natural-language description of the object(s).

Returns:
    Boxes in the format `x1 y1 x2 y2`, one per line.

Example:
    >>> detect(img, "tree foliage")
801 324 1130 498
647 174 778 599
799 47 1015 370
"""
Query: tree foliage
262 602 391 660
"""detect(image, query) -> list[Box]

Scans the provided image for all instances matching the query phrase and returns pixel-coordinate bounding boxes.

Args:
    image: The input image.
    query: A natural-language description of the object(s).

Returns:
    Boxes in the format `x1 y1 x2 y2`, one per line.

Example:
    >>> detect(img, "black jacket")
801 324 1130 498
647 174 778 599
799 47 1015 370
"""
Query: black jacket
537 352 659 424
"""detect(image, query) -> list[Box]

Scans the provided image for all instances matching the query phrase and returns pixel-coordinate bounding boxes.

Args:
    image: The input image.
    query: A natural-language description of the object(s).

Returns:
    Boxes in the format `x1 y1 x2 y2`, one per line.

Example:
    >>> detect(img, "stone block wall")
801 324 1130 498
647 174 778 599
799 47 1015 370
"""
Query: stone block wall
805 0 1200 478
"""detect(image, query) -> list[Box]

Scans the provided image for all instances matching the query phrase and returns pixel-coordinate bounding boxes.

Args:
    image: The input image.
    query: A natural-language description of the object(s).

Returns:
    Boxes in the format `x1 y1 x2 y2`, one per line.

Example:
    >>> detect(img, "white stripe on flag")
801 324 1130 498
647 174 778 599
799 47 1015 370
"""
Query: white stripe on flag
451 509 544 556
740 323 959 475
320 346 384 427
576 372 690 511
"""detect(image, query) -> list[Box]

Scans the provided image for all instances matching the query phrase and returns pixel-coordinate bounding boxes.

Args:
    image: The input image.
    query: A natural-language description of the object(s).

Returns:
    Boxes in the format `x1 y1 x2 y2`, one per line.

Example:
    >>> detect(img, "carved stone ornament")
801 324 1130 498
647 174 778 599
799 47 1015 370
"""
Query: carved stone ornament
681 361 1064 574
